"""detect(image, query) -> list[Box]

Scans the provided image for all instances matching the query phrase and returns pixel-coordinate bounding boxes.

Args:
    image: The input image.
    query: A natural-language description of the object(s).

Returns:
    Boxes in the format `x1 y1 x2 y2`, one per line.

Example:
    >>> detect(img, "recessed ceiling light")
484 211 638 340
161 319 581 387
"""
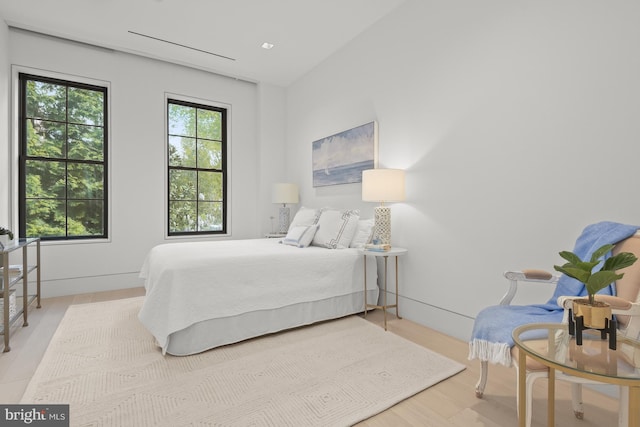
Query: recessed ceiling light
261 42 275 50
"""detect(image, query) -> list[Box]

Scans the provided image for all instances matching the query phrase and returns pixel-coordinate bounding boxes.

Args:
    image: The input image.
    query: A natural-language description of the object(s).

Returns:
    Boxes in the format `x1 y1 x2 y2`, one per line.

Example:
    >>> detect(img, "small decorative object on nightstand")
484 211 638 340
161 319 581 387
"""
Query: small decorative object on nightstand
360 246 407 330
0 227 14 249
265 233 287 239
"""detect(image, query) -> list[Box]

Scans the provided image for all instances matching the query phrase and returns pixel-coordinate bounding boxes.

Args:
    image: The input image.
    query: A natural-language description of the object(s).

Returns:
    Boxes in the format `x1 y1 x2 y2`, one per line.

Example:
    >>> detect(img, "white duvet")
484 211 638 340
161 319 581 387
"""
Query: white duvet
138 238 376 352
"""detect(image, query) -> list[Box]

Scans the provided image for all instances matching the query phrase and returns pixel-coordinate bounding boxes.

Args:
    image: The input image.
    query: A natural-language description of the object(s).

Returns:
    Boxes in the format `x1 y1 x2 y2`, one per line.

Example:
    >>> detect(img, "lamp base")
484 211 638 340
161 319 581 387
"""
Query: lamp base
278 206 290 233
373 206 391 246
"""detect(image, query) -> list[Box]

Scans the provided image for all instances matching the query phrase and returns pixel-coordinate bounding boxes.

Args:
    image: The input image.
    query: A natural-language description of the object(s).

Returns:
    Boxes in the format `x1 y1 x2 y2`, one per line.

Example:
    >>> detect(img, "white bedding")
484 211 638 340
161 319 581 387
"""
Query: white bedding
138 238 378 354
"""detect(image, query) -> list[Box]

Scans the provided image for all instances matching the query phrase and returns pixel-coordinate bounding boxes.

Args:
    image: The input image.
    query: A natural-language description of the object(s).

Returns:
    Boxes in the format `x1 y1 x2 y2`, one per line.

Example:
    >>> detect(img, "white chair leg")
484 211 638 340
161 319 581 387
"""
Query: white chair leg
571 383 584 419
619 386 628 427
475 361 488 398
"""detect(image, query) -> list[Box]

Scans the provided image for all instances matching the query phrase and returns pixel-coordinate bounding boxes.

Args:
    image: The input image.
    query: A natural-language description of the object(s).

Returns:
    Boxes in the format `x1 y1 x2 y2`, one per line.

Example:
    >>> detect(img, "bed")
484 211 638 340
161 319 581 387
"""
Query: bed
139 233 378 356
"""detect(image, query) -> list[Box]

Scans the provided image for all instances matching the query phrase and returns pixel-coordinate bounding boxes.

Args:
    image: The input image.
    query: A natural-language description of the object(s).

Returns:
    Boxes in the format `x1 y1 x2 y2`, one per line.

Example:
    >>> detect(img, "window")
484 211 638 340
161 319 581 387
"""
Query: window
19 73 108 240
167 99 227 236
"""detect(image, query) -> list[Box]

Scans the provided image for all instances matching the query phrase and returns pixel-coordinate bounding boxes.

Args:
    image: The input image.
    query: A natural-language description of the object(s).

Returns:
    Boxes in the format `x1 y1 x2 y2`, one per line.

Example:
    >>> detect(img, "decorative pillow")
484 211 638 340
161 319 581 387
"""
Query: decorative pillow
288 207 320 231
282 224 319 248
312 209 360 249
349 218 375 248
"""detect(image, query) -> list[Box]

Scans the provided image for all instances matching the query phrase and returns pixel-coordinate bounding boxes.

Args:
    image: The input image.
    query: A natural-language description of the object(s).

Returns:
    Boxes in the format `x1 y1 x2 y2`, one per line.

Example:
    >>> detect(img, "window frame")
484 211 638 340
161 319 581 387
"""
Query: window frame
166 95 228 237
17 72 109 241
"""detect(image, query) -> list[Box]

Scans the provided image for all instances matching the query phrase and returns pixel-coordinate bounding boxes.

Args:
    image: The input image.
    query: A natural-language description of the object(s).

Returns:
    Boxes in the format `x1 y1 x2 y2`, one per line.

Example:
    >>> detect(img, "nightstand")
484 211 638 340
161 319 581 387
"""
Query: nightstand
264 233 287 239
360 247 407 330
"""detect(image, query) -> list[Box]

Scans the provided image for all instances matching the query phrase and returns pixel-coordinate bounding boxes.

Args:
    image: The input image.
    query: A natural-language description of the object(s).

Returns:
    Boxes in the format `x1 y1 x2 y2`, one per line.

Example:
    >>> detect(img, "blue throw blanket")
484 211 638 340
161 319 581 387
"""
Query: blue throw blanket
468 221 639 366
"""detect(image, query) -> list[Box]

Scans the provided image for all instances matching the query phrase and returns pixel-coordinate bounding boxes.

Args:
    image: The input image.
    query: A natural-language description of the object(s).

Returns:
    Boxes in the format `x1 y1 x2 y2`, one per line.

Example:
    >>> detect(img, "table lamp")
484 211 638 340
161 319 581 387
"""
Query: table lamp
362 169 405 246
272 183 299 233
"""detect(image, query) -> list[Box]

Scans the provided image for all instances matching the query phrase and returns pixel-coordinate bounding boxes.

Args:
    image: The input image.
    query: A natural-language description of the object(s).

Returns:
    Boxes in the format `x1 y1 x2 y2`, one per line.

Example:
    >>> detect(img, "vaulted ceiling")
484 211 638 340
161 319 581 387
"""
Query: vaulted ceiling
0 0 405 86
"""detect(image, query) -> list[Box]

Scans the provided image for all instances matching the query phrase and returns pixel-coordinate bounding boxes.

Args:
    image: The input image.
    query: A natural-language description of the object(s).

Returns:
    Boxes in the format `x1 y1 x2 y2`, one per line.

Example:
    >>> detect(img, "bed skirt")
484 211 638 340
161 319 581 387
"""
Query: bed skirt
164 288 379 356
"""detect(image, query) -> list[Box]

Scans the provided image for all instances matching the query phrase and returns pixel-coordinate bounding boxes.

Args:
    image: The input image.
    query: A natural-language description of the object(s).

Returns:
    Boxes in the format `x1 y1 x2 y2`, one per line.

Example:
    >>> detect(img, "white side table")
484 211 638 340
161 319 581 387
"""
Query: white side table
360 247 407 330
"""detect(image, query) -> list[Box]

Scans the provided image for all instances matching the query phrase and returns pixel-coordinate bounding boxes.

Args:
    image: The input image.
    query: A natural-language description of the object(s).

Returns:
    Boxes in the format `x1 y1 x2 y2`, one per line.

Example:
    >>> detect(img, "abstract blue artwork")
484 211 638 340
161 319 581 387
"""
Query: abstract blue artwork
312 121 378 187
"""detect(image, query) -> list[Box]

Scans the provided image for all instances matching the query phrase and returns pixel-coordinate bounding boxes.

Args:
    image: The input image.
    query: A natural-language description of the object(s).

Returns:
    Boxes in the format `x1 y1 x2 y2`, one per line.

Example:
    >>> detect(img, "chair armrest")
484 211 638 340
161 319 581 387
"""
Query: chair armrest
614 302 640 317
558 295 634 311
499 269 560 306
558 295 579 309
504 269 559 282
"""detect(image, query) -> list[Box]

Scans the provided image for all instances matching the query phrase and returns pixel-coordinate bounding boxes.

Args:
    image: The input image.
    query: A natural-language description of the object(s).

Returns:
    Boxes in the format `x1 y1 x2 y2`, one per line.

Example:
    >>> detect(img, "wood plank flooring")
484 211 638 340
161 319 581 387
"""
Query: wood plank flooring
0 288 621 426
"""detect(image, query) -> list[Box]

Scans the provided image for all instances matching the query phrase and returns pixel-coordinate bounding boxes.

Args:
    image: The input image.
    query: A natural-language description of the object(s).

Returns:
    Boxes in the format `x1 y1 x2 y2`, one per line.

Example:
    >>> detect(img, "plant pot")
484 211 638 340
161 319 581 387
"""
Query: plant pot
572 298 612 329
0 235 10 248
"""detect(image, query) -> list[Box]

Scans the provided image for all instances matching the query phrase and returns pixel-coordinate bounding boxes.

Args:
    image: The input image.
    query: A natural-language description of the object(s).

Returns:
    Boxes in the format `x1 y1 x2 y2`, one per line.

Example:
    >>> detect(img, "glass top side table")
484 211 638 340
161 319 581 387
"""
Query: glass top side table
513 322 640 426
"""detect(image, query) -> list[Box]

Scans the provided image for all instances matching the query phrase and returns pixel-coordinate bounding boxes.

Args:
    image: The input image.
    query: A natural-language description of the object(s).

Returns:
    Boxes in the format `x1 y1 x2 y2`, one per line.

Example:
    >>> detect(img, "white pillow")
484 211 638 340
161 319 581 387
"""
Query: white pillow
288 207 320 230
349 218 375 248
312 209 360 249
282 224 319 248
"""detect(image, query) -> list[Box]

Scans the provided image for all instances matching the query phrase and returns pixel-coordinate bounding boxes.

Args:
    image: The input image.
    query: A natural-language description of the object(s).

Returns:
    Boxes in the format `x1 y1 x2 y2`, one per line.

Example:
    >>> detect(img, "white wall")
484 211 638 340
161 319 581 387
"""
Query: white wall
4 1 640 343
5 29 270 297
286 0 640 341
257 83 289 234
0 16 9 227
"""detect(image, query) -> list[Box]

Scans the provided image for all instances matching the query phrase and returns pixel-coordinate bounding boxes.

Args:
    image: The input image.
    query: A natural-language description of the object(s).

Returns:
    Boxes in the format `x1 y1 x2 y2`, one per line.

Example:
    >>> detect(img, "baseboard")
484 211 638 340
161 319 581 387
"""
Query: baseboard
37 272 143 298
390 293 621 400
380 291 474 342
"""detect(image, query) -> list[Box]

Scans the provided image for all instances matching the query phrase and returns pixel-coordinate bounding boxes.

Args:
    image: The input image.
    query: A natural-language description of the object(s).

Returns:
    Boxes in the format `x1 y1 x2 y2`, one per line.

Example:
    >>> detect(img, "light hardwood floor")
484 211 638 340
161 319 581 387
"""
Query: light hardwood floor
0 288 620 426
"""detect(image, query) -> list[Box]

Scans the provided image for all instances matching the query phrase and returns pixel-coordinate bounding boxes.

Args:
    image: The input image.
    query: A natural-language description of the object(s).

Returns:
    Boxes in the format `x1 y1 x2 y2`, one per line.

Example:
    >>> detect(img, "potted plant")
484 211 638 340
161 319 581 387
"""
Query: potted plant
554 243 638 329
0 227 14 248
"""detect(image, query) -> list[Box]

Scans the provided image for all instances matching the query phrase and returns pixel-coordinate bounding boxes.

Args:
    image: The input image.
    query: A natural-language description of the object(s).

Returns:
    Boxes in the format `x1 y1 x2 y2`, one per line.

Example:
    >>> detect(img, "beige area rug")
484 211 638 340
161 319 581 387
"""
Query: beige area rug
21 297 465 426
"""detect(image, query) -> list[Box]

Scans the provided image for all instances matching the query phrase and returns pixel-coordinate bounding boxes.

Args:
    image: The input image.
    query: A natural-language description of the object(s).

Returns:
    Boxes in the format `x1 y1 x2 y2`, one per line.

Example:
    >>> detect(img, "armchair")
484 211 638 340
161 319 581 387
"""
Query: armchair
474 268 560 399
474 269 569 427
556 233 640 427
469 222 640 427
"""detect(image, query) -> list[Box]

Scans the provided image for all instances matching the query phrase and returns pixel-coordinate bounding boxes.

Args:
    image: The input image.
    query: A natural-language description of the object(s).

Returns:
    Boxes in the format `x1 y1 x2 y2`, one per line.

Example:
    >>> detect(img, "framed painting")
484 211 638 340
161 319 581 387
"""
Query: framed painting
312 121 378 187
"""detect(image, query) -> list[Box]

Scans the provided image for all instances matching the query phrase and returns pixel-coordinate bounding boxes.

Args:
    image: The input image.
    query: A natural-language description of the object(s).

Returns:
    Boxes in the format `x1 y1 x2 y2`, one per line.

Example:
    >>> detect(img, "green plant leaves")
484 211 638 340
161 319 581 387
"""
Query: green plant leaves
590 244 614 263
586 271 624 296
559 251 582 265
603 251 638 271
553 265 591 283
553 243 638 302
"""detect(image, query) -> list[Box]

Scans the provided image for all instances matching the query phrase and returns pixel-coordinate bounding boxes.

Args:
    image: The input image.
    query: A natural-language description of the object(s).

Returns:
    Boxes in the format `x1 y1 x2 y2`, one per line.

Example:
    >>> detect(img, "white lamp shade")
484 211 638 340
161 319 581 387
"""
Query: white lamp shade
362 169 405 202
272 183 299 204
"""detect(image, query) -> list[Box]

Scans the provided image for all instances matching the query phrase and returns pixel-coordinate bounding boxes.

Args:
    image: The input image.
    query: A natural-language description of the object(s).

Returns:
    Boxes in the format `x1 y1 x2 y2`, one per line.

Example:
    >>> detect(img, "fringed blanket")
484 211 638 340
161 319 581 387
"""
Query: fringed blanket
468 221 639 367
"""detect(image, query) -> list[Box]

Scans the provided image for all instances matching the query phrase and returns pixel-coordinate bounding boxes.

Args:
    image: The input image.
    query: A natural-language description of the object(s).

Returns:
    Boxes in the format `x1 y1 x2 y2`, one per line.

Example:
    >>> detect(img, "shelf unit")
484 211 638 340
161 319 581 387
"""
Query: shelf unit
1 237 41 352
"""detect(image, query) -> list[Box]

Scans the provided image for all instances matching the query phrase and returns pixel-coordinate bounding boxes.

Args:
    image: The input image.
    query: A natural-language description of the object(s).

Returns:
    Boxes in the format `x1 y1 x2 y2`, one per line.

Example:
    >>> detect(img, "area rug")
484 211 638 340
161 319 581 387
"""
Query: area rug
21 297 465 426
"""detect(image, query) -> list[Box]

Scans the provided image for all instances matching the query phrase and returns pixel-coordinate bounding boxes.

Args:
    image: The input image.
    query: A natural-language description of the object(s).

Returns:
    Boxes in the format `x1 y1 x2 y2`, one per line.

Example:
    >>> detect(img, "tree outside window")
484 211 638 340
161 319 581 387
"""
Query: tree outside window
167 99 227 235
19 74 108 240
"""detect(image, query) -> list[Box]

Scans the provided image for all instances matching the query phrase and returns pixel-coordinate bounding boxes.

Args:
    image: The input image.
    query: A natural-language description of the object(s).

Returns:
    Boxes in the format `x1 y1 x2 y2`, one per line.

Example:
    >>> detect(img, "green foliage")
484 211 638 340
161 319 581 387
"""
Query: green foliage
168 102 224 234
22 80 226 238
554 243 638 305
24 78 106 238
